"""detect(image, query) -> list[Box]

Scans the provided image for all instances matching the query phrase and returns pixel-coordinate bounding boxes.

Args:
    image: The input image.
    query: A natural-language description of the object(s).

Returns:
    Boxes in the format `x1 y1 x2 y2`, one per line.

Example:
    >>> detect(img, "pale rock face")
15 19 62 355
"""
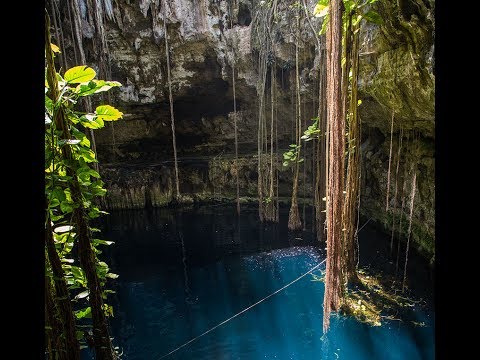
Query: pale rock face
87 0 435 259
138 0 154 18
118 79 139 102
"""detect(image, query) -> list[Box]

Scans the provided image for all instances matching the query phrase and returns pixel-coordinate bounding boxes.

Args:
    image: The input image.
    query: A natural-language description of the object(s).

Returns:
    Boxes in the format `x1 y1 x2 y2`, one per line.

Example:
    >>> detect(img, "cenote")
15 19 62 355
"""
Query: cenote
45 0 435 358
81 204 434 359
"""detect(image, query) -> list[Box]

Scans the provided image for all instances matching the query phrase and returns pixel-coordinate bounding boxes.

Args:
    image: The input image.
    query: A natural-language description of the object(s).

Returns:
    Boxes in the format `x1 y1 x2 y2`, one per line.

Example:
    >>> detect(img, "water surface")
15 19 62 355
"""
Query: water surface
92 204 434 359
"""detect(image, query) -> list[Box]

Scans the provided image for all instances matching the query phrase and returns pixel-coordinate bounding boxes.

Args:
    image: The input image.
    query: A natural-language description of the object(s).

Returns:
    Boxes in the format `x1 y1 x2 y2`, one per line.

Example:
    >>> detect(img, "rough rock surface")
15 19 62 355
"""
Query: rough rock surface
61 0 434 260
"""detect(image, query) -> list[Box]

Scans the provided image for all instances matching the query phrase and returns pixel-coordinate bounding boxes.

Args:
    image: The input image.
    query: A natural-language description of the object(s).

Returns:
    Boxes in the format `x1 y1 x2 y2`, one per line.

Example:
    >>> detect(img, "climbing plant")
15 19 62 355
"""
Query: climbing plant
45 12 122 358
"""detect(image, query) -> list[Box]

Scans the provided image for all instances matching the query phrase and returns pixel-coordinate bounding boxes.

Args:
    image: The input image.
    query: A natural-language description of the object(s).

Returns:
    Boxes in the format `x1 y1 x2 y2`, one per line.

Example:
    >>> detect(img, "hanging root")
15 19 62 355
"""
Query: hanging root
395 134 410 276
251 0 278 221
288 197 302 230
402 164 417 292
390 127 403 255
229 2 240 215
385 110 395 211
288 6 303 231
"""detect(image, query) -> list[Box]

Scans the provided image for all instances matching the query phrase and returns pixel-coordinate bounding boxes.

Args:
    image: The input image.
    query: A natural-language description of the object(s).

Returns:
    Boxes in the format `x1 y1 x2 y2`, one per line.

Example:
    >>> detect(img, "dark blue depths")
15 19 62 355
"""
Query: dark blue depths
90 204 434 360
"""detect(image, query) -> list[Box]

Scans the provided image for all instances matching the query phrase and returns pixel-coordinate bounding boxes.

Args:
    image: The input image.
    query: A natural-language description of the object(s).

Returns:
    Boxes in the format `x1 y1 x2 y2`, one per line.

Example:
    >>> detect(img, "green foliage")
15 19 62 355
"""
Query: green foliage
95 105 123 121
74 80 121 97
64 65 96 84
314 0 383 35
313 2 329 18
361 10 382 25
282 144 304 168
45 43 122 349
301 117 321 142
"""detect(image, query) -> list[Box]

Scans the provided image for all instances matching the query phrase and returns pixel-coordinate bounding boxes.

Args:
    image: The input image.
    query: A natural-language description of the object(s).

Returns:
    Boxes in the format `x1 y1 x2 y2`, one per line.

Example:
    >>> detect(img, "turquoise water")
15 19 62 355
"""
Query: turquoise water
92 204 434 359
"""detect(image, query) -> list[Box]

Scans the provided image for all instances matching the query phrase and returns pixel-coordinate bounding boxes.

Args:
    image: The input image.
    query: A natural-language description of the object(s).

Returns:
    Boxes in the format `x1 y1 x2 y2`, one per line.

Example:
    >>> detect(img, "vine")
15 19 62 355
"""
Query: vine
45 12 122 358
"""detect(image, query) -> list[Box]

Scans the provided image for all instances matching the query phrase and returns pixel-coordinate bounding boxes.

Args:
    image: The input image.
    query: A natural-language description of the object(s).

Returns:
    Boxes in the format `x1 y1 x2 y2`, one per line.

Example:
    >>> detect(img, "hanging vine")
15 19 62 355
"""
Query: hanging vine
390 126 403 255
162 1 181 201
45 10 122 357
386 110 395 211
402 134 418 292
229 1 241 215
287 5 303 231
251 0 278 222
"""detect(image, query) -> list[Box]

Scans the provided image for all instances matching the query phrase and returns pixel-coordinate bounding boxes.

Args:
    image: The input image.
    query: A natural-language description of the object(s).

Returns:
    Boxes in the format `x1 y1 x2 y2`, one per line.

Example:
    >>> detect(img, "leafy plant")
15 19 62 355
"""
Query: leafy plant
45 40 122 356
282 144 304 167
314 0 383 35
301 117 321 142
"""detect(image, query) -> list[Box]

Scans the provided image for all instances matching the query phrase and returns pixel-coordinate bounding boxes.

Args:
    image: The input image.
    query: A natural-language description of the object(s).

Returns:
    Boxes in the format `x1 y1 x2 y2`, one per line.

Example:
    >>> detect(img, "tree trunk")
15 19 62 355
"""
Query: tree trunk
323 0 344 333
316 45 327 243
342 24 360 283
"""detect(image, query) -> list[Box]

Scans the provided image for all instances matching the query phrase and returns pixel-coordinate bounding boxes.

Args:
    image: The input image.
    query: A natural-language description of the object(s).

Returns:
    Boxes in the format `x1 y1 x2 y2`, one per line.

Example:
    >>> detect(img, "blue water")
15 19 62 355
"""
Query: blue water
93 204 434 359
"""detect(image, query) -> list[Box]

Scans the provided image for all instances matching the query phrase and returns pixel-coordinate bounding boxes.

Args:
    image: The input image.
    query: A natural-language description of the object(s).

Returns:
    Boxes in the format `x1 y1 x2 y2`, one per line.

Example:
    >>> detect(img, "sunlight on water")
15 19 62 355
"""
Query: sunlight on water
84 204 434 360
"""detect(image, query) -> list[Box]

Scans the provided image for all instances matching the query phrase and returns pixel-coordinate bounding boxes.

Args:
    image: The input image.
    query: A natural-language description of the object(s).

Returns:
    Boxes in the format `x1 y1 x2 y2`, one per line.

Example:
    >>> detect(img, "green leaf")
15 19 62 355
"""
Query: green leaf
71 266 85 281
78 149 97 163
313 4 329 18
320 13 329 34
54 225 73 233
79 114 104 129
64 66 96 84
343 0 356 14
48 198 60 207
106 273 119 279
95 105 123 121
75 307 91 319
45 96 53 114
93 239 115 246
77 167 101 182
75 80 122 97
75 290 89 299
362 10 383 25
60 201 74 213
71 128 91 147
59 139 81 146
91 186 107 196
283 161 289 167
50 43 61 53
97 261 109 279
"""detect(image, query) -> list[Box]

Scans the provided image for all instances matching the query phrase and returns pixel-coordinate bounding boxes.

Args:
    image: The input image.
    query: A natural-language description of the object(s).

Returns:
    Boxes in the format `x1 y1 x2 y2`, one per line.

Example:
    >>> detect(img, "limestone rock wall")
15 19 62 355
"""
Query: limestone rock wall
58 0 434 259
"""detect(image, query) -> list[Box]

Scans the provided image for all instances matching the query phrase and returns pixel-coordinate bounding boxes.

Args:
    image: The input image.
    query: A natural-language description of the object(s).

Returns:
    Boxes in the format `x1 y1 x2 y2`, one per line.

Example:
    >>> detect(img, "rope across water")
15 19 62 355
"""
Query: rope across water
158 258 327 359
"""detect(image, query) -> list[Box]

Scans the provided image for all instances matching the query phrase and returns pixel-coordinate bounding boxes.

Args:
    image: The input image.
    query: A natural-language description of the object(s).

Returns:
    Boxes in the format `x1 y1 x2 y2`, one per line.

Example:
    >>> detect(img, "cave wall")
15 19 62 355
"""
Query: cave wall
56 0 434 260
358 0 435 260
